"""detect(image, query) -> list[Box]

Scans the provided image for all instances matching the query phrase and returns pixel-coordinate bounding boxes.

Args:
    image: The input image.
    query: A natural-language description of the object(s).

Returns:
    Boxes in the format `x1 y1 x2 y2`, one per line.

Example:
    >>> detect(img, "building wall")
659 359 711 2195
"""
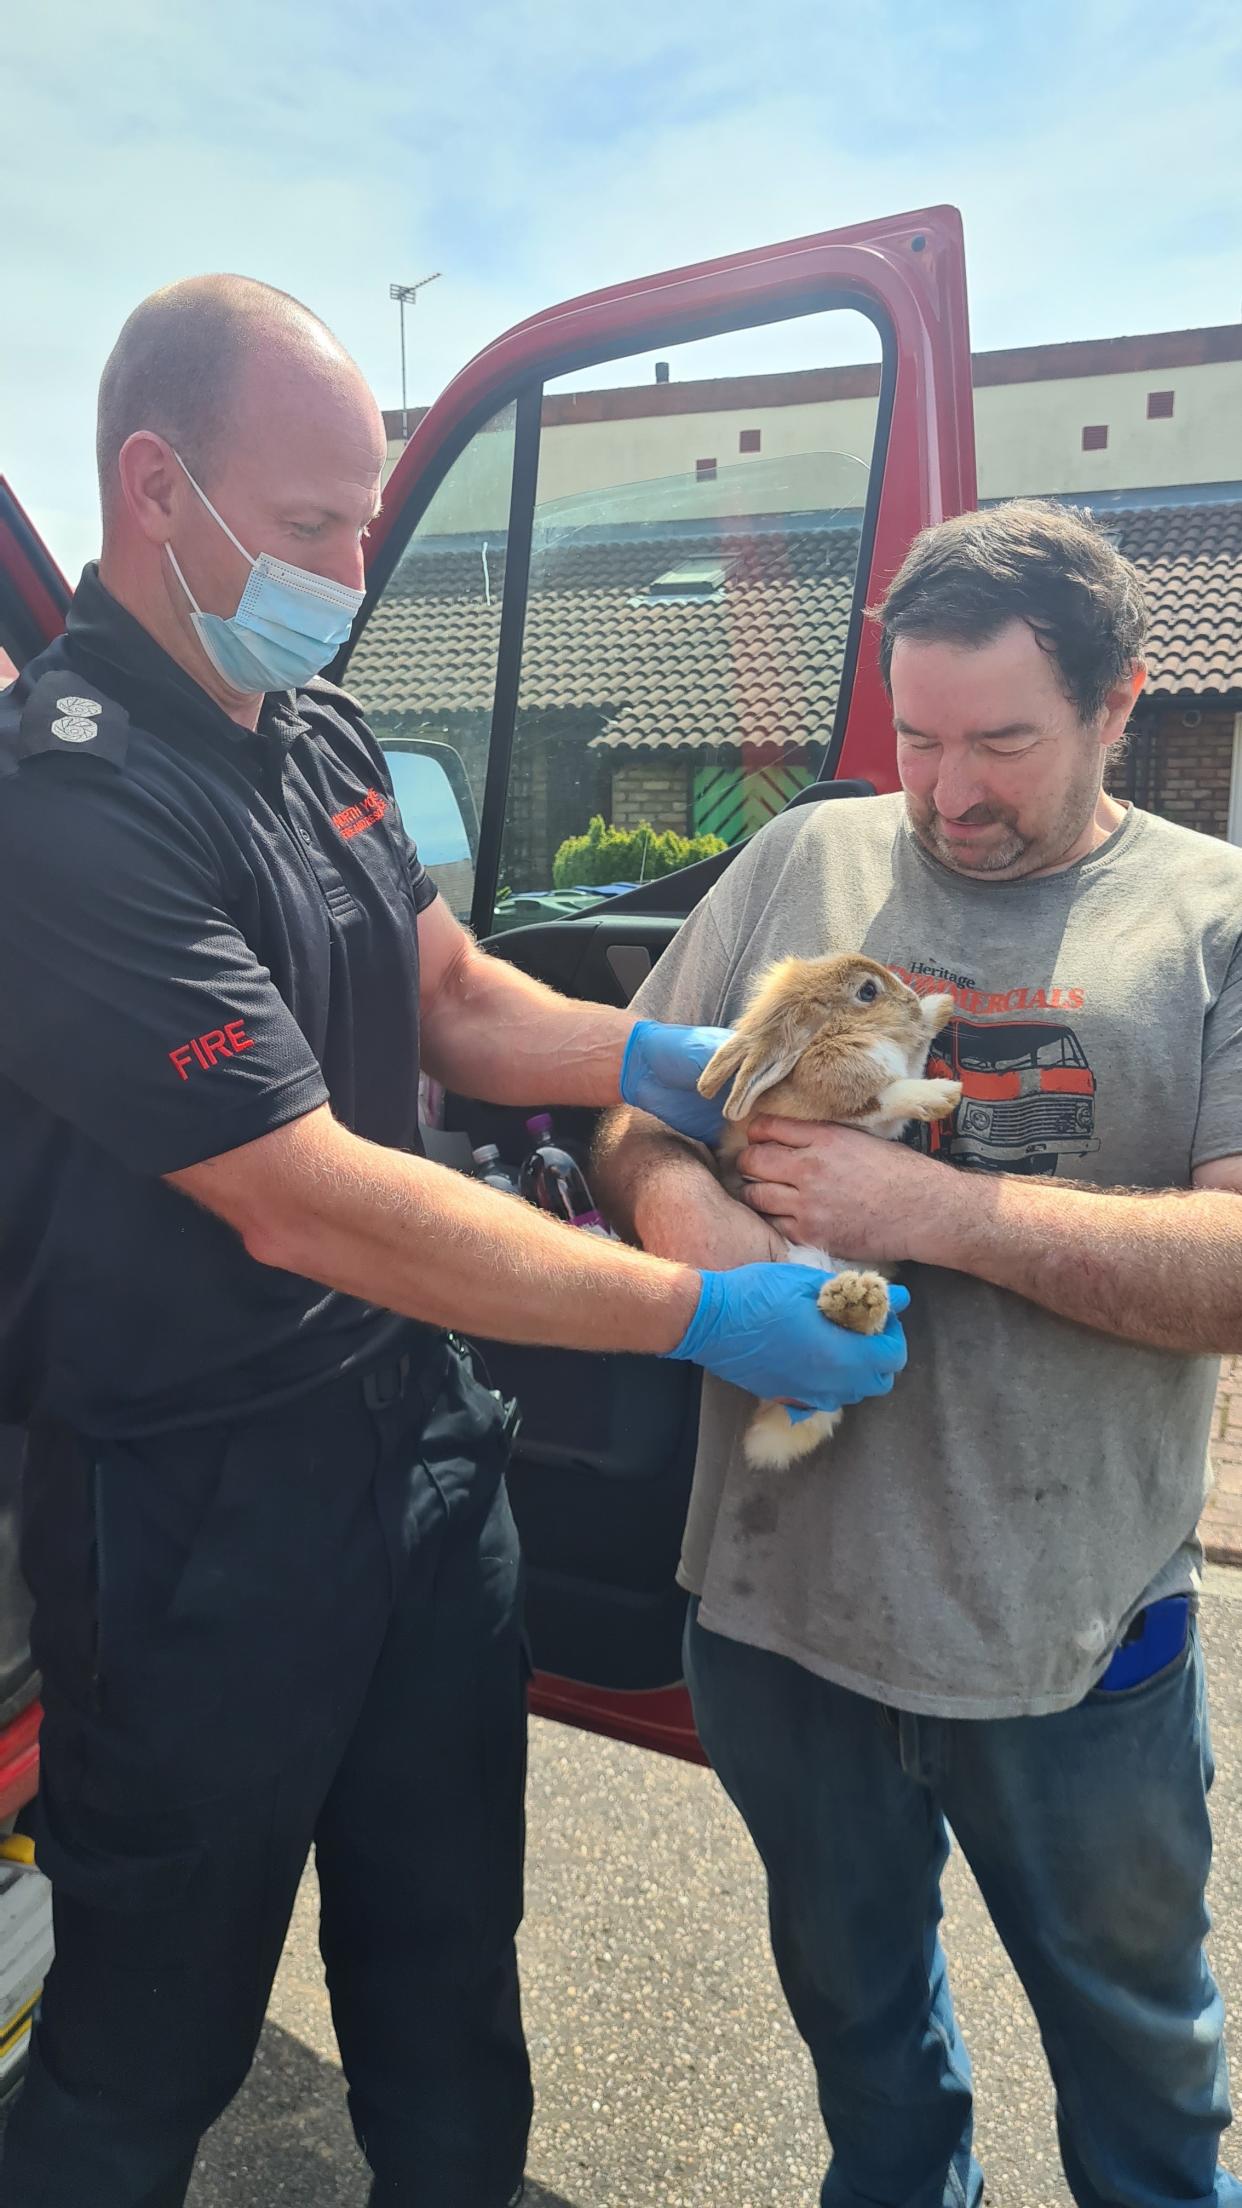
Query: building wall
1152 707 1236 842
531 402 879 517
527 361 1242 510
386 336 1242 517
974 362 1242 500
1108 707 1238 843
609 758 690 835
384 403 876 522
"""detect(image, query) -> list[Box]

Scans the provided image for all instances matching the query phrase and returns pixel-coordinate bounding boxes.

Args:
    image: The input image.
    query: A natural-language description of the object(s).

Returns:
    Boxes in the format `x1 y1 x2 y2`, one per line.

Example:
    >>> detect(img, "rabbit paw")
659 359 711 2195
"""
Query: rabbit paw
915 1078 962 1121
818 1271 890 1335
744 1401 842 1468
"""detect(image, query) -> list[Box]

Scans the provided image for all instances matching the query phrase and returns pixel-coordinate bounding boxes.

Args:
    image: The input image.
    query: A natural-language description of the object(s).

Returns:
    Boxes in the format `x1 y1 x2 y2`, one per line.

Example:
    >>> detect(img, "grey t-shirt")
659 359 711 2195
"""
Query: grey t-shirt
632 795 1242 1717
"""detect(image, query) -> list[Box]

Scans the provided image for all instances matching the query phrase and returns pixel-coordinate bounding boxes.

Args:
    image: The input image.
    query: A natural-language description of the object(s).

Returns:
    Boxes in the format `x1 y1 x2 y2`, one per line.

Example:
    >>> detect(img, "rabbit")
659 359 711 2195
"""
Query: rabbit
695 954 961 1470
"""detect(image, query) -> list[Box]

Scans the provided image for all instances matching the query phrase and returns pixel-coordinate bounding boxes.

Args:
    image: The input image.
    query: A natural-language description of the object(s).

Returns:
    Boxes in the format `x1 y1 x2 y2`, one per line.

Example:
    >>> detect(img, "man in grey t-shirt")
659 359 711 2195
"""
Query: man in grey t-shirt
596 501 1242 2205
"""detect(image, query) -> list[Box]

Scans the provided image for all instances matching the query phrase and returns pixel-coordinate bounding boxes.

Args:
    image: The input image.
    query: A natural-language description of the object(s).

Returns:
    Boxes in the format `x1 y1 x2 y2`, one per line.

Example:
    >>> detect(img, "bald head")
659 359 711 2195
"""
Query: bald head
95 275 387 724
96 274 369 520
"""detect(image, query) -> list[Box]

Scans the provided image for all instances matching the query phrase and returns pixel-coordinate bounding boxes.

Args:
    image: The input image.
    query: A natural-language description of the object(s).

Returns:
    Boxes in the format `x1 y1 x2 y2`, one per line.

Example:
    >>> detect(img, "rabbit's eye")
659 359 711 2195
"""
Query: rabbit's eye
856 979 879 1004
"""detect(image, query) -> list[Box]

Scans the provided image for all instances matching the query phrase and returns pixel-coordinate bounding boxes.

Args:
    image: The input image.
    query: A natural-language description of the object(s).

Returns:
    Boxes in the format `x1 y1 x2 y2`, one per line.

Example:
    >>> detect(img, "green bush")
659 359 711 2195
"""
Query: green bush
552 815 726 890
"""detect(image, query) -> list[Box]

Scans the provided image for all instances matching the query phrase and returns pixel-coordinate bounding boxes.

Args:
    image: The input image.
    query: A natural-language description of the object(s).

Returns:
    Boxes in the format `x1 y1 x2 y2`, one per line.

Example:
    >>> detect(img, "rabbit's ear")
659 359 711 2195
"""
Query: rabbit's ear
707 1003 822 1122
724 1035 811 1121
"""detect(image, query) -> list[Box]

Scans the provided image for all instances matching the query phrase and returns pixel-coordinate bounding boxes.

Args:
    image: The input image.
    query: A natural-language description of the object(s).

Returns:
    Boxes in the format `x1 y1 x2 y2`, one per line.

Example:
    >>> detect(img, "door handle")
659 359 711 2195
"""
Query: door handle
605 944 652 1001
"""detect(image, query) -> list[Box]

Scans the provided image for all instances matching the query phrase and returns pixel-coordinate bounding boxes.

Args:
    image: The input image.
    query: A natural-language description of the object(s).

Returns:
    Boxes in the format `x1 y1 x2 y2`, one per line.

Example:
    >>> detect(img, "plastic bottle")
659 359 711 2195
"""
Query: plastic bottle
471 1143 521 1197
518 1113 613 1234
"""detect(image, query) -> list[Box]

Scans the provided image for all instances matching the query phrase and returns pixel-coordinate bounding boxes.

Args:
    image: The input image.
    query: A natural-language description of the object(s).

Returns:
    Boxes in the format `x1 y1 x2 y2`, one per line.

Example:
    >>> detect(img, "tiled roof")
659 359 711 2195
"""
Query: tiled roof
347 502 1242 754
354 540 512 719
349 524 858 755
1108 501 1242 698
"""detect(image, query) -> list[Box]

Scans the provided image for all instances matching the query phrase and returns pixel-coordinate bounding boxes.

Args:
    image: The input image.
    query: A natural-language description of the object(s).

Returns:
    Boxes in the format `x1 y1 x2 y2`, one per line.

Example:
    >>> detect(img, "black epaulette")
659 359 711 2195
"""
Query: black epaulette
0 670 129 780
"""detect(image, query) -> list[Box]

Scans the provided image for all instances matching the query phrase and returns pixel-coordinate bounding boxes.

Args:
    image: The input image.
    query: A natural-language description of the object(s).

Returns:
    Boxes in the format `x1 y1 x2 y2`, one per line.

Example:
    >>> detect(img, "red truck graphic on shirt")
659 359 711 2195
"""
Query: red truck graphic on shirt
923 1017 1099 1175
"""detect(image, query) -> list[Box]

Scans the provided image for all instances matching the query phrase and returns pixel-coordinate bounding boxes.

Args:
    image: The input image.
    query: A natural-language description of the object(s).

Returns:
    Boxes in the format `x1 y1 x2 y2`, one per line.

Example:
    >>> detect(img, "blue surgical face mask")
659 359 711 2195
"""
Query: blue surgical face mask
165 452 366 695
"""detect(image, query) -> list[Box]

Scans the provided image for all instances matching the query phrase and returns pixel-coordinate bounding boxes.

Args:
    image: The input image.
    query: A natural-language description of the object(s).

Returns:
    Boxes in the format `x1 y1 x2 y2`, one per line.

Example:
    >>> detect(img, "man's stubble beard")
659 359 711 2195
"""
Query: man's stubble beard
915 806 1027 874
906 752 1105 881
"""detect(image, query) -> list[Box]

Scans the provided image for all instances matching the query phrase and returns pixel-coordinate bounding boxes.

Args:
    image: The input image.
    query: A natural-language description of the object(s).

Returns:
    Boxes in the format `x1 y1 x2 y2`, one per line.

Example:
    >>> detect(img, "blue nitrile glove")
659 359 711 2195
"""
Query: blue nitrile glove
664 1265 910 1414
620 1020 737 1144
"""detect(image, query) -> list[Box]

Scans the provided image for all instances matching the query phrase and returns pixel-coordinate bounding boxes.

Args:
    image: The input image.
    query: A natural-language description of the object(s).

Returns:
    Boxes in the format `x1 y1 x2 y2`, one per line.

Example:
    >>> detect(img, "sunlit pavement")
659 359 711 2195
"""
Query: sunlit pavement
166 1567 1242 2204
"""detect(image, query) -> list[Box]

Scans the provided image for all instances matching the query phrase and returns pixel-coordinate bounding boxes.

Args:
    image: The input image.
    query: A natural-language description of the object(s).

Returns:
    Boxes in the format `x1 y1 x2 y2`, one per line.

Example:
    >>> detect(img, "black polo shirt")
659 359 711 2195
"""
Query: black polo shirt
0 566 439 1437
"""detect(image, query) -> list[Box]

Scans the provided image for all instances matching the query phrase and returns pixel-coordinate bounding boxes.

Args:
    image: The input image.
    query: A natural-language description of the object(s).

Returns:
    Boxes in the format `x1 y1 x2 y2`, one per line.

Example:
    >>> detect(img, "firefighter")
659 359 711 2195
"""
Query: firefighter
0 276 907 2207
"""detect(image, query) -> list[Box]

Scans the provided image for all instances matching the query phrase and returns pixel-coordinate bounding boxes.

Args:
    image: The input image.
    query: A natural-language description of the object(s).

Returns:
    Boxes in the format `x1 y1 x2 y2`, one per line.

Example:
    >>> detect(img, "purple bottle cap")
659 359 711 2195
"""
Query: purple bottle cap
525 1113 553 1137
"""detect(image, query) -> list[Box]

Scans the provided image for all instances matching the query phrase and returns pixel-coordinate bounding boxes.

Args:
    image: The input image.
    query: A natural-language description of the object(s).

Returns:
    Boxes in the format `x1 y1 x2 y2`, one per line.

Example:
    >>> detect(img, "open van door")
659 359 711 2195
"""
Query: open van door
339 205 977 1757
0 480 69 677
0 479 69 2089
0 476 68 1802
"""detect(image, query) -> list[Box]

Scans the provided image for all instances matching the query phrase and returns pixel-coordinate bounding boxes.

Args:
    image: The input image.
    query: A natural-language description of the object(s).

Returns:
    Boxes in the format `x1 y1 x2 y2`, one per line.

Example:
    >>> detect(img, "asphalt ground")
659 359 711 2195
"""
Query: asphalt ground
161 1566 1242 2207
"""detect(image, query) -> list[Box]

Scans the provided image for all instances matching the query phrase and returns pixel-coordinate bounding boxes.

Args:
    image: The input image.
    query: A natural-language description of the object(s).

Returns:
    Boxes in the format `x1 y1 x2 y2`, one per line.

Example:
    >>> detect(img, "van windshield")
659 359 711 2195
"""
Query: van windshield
955 1024 1088 1074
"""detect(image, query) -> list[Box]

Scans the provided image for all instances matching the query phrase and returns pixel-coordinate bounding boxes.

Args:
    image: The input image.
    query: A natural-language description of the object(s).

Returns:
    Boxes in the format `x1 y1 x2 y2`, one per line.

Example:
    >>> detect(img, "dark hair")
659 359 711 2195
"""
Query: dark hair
96 274 347 516
872 500 1147 722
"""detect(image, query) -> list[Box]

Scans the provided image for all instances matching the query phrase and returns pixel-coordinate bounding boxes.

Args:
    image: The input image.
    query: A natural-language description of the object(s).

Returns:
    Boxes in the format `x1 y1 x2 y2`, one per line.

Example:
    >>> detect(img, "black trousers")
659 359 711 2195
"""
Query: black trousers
0 1337 532 2208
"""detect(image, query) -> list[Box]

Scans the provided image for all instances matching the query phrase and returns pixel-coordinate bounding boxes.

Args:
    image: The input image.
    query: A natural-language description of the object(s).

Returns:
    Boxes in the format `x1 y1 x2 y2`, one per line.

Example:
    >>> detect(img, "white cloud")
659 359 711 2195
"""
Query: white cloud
3 0 1240 577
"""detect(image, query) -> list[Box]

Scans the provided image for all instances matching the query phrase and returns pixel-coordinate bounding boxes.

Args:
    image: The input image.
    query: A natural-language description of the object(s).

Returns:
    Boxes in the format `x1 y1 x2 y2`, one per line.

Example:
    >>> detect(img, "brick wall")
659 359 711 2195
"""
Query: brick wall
609 758 691 834
1152 706 1236 840
1108 705 1238 842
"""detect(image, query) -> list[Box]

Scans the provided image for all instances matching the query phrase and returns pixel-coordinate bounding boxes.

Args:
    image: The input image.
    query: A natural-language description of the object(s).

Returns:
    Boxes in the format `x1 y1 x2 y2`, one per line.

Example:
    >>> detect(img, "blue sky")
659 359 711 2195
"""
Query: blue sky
5 0 1241 580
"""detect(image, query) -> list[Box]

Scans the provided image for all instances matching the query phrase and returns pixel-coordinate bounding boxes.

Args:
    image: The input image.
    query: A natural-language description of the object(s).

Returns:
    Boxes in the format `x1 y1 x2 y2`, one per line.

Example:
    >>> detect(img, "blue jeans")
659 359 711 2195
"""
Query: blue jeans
684 1599 1241 2208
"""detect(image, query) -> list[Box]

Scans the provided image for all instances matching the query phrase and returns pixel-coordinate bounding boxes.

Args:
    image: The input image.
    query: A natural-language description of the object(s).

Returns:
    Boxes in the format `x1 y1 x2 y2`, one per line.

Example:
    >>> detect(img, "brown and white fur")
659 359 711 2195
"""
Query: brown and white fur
696 954 960 1469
